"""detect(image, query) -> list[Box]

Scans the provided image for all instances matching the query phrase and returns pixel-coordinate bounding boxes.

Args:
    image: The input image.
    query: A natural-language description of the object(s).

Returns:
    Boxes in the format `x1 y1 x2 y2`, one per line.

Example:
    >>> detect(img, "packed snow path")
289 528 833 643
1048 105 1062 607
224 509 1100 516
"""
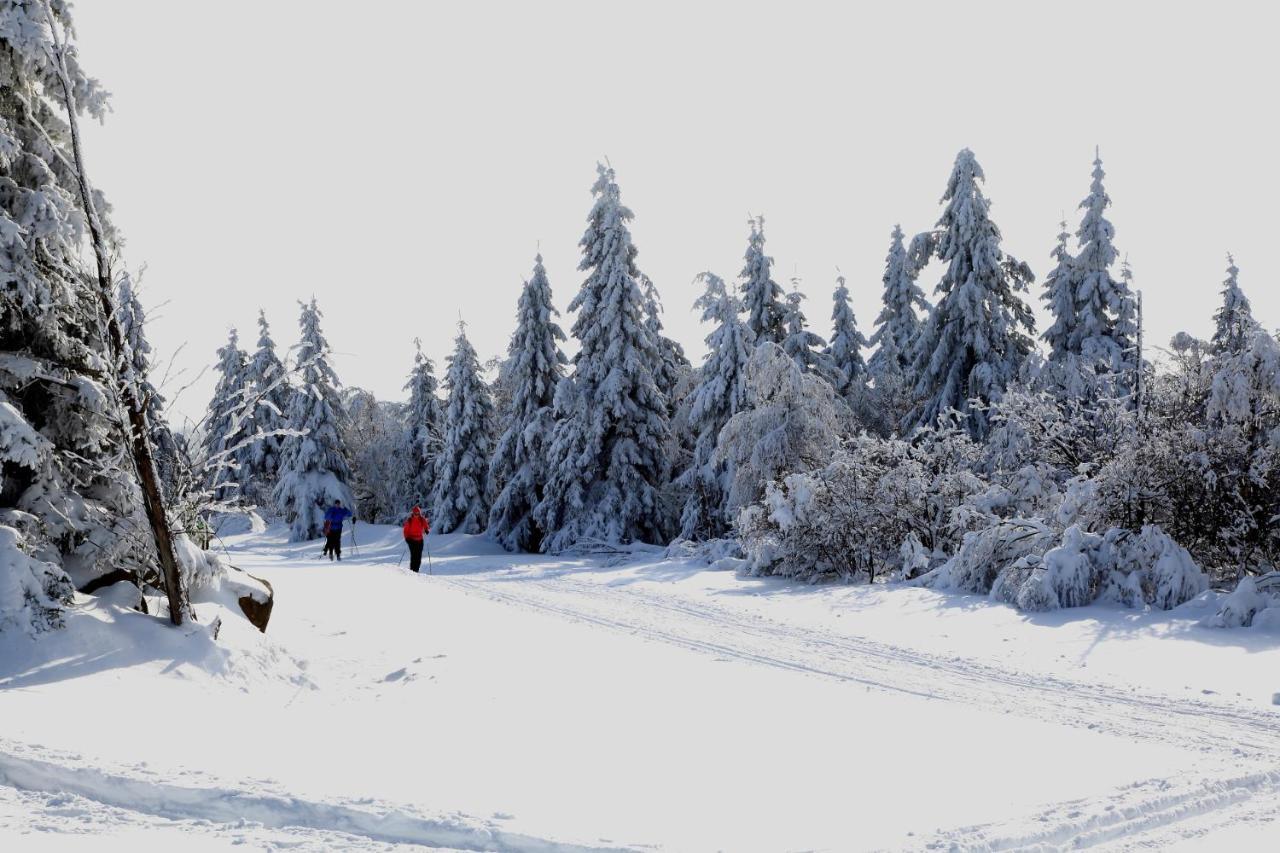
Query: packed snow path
3 525 1279 850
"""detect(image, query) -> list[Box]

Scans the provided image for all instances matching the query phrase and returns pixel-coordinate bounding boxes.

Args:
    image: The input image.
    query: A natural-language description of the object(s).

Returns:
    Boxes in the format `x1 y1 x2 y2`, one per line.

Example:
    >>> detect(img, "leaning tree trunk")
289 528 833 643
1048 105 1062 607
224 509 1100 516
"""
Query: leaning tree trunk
45 9 188 625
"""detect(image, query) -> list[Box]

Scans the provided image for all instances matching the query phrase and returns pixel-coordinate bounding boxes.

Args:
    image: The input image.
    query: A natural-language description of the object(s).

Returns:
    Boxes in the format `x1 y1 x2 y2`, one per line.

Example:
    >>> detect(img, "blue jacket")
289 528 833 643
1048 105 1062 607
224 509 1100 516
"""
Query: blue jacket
323 505 353 532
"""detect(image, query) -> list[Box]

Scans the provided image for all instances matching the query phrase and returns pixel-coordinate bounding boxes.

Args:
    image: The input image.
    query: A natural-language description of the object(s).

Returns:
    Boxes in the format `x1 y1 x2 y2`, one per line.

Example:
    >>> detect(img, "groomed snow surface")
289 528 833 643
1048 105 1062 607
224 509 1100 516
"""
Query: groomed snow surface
3 526 1279 851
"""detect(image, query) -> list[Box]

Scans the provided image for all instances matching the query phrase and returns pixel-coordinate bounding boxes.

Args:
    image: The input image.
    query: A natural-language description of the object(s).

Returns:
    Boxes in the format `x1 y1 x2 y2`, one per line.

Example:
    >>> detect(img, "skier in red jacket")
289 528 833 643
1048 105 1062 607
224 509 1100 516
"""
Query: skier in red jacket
403 506 430 573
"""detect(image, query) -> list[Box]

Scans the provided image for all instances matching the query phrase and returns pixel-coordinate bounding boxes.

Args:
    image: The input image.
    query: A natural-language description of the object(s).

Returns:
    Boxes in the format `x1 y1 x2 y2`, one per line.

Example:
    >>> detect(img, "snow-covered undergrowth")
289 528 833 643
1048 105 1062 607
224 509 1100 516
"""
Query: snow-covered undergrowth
4 525 1280 850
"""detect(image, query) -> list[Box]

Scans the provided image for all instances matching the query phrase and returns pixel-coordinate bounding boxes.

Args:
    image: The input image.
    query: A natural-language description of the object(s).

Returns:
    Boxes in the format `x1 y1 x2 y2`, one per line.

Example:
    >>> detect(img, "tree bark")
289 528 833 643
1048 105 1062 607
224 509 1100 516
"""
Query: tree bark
45 7 188 625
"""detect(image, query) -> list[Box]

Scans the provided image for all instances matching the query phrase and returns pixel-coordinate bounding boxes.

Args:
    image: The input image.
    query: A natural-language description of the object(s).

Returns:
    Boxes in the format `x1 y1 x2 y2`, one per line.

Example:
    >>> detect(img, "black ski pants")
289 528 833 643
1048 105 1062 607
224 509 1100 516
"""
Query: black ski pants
406 537 424 572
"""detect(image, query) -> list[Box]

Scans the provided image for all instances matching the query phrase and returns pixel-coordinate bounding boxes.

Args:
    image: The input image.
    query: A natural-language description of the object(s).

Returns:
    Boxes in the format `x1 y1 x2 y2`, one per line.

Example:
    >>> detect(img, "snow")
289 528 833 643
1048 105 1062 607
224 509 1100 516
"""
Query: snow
4 526 1280 850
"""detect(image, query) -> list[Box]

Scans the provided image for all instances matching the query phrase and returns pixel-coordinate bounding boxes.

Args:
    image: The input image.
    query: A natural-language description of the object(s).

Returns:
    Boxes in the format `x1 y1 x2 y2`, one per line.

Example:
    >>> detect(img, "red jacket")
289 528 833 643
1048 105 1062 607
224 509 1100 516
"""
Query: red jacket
403 510 429 541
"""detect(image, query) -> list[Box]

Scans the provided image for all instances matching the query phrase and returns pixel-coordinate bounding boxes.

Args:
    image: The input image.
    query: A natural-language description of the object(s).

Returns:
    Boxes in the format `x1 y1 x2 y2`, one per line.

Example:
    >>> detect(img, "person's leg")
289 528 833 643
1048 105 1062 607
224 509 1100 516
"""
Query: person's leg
408 539 423 572
334 530 342 560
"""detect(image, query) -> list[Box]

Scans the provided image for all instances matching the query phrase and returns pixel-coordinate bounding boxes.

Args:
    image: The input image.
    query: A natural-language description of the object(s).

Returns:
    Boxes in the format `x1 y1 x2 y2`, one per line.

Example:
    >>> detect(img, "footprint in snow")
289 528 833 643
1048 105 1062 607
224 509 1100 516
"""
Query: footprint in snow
382 667 410 683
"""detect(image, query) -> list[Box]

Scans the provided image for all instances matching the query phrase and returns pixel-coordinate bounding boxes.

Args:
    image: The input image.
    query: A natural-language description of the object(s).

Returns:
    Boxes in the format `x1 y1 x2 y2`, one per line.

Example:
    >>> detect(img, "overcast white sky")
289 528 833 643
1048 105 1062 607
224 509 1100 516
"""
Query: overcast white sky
73 1 1280 424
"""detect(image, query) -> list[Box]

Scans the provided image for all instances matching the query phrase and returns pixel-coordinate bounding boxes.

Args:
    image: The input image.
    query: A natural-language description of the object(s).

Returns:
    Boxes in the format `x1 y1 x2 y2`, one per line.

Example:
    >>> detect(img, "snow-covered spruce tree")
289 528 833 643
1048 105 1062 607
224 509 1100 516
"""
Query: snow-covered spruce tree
430 324 494 534
536 163 673 551
826 274 869 398
0 2 175 633
868 224 927 382
1056 151 1133 368
273 299 353 541
740 216 787 346
200 328 252 503
240 309 291 504
907 149 1036 438
781 283 833 379
488 254 567 551
1210 254 1257 356
641 273 690 410
402 339 443 508
675 272 755 540
116 273 184 502
1039 219 1077 362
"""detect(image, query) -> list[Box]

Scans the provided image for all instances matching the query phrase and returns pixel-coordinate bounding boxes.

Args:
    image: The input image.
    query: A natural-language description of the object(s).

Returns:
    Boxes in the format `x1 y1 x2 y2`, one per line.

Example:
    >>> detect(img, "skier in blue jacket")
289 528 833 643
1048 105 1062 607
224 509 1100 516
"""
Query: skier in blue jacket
322 500 354 561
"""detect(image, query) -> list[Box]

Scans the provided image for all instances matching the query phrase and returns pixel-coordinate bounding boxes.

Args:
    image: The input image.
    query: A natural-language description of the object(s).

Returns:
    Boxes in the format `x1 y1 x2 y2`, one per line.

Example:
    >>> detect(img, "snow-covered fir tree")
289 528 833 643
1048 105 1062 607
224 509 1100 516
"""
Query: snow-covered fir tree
239 310 291 501
0 1 150 634
641 273 691 410
1210 254 1257 356
740 216 787 346
868 225 928 377
1039 218 1077 361
907 149 1036 437
536 163 673 551
1063 150 1132 367
430 323 494 534
201 328 252 502
825 274 869 397
675 272 755 540
780 282 832 378
273 299 353 541
402 339 444 507
488 254 567 551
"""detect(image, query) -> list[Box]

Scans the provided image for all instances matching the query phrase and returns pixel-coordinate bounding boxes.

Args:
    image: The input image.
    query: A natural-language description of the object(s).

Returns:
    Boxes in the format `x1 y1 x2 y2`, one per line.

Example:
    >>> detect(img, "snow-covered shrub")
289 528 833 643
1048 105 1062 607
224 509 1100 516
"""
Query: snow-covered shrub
341 389 409 524
1201 575 1280 629
716 343 846 517
0 525 74 635
924 518 1057 595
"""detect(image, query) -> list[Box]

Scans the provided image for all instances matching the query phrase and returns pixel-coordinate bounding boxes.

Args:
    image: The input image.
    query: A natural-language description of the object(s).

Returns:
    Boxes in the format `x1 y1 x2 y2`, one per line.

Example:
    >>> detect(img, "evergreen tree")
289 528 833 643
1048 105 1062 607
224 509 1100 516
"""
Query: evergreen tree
868 224 928 382
740 216 787 346
676 273 755 540
402 339 443 507
1211 254 1257 356
273 299 353 541
1039 218 1078 361
826 274 869 397
0 1 147 633
1069 149 1131 367
908 149 1036 437
241 310 290 503
536 163 673 551
201 328 252 502
488 254 567 551
430 324 494 534
641 273 691 410
780 283 831 378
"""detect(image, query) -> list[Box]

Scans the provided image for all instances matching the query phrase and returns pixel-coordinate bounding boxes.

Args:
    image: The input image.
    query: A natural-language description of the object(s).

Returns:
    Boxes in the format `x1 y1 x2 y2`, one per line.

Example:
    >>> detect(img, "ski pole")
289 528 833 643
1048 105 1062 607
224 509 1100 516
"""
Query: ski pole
350 523 360 558
426 537 434 575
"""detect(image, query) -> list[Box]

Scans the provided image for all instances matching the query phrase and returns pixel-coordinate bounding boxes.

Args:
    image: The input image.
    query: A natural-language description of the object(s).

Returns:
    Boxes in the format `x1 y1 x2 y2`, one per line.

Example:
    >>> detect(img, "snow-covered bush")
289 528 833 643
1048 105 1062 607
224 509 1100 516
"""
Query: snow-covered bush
925 518 1057 596
716 343 846 517
1201 576 1275 629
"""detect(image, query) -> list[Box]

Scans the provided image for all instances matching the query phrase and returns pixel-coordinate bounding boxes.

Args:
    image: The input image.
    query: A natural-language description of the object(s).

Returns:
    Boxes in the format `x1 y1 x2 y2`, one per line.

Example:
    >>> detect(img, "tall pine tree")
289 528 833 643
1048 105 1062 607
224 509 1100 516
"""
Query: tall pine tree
430 323 494 534
740 216 787 346
402 339 443 507
1211 254 1257 356
241 310 290 502
201 328 252 502
908 149 1036 437
826 274 869 397
868 224 927 383
675 273 754 540
273 299 353 540
536 163 672 551
0 1 153 632
1064 150 1132 367
641 273 690 410
488 254 567 550
1039 218 1078 361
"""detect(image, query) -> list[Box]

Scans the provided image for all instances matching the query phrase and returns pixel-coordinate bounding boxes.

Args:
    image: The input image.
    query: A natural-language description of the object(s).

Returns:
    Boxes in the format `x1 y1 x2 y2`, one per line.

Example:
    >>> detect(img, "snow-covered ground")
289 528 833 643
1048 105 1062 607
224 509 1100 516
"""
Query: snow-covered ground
3 525 1279 851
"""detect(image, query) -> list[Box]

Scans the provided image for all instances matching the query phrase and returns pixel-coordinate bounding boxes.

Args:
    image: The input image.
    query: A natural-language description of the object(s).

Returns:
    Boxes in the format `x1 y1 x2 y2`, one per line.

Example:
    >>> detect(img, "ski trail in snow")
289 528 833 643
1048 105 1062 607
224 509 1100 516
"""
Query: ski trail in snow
435 572 1280 849
0 740 632 853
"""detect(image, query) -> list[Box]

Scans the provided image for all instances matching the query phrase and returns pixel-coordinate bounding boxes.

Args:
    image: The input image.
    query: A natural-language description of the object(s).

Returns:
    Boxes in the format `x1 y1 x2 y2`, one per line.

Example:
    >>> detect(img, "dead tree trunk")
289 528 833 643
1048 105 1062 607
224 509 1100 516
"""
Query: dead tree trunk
45 8 188 625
